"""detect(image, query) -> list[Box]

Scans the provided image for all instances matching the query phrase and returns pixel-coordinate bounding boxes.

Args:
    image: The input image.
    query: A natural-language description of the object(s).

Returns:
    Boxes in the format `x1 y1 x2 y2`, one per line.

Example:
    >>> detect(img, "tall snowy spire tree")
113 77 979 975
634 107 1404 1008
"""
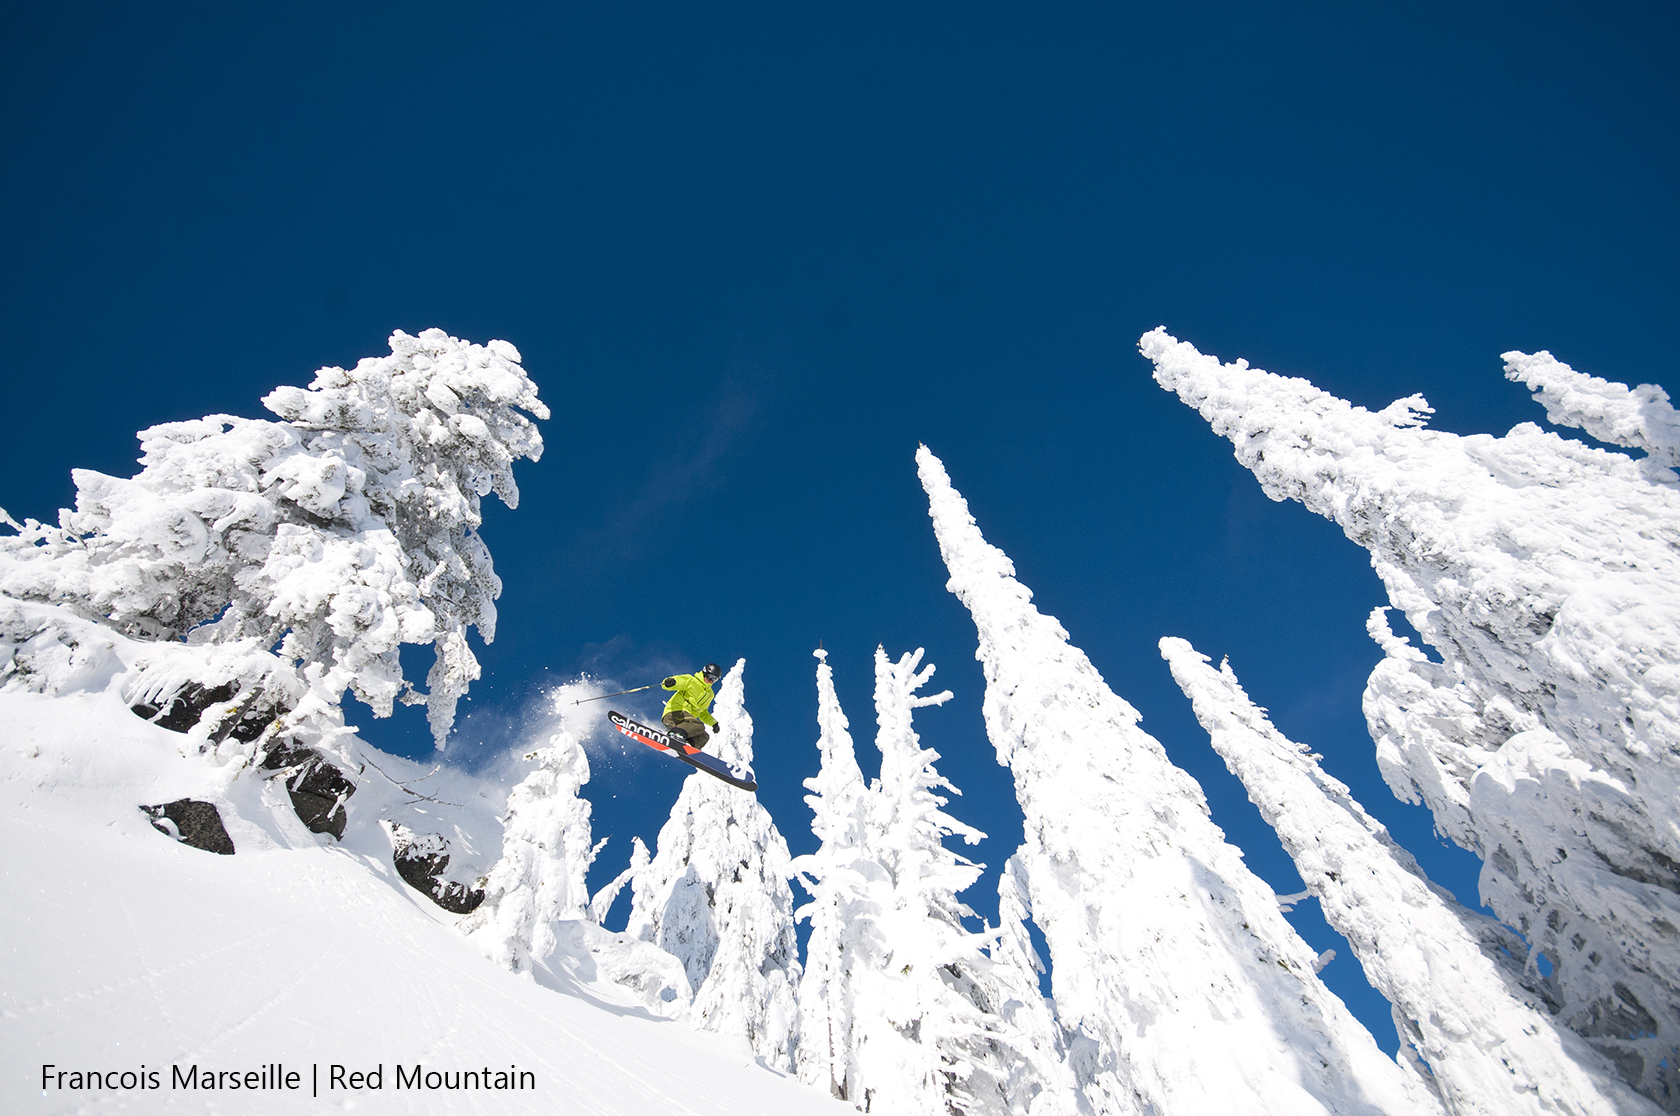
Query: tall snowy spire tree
796 644 1084 1116
627 659 801 1069
848 645 993 1115
916 445 1436 1116
856 644 1085 1116
794 648 872 1100
1143 330 1680 1108
1161 636 1658 1116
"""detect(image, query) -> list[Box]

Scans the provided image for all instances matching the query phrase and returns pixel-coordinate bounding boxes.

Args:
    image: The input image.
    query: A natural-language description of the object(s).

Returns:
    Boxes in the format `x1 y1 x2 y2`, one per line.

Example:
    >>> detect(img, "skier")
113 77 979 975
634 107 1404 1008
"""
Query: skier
661 663 723 751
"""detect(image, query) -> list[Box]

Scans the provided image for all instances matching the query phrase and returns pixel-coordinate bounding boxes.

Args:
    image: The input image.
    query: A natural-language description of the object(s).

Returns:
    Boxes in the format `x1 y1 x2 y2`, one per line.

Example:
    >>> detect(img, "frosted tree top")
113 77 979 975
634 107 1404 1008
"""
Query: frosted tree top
0 328 548 751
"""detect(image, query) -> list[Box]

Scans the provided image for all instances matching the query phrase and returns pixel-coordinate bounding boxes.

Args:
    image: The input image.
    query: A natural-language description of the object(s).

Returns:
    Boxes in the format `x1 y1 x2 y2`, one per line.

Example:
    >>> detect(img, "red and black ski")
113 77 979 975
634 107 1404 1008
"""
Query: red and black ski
607 710 757 792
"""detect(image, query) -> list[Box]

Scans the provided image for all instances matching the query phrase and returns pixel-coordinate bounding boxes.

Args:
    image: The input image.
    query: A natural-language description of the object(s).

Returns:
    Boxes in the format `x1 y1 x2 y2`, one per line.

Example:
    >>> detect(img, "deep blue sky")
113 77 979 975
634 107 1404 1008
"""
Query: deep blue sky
5 1 1676 1053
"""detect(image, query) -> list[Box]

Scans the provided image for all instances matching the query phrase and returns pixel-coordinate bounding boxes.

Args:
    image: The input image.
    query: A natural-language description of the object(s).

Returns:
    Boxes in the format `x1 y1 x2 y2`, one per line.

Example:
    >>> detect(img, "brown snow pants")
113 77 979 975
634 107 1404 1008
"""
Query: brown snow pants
662 710 712 750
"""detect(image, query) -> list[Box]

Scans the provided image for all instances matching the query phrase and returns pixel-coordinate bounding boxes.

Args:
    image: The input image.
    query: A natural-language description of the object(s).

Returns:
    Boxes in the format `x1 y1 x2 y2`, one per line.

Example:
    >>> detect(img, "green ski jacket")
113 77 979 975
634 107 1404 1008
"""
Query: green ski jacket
662 672 719 726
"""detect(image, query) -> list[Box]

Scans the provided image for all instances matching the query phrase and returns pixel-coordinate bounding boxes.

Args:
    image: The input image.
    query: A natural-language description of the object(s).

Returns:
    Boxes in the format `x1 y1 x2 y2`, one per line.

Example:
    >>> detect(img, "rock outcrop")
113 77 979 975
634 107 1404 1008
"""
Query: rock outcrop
140 799 235 855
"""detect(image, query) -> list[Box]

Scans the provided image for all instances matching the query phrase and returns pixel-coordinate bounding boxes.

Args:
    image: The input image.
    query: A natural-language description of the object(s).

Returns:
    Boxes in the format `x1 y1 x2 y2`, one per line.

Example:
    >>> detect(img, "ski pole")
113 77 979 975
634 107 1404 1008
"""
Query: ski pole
574 684 655 706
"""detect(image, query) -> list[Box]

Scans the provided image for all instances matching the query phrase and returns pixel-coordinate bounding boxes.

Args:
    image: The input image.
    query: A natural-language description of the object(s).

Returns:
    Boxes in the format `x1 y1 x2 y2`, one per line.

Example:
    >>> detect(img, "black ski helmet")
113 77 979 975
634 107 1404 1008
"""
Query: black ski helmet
702 662 722 683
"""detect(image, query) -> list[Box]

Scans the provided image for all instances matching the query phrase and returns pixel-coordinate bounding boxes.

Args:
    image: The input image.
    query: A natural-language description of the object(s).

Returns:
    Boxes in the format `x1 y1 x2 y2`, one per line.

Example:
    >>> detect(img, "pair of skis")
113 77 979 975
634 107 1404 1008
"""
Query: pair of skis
607 710 757 792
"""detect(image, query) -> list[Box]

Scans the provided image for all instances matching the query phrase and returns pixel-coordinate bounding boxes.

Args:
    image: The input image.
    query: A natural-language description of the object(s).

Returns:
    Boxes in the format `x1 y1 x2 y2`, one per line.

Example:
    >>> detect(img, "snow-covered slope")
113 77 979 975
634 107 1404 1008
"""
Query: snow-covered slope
0 687 844 1115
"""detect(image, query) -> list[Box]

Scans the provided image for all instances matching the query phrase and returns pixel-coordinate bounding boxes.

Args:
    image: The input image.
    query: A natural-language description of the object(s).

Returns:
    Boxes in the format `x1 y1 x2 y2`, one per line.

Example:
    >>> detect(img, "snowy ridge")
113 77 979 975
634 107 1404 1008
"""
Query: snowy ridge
0 687 842 1116
916 444 1436 1116
1142 329 1680 1107
1161 637 1656 1115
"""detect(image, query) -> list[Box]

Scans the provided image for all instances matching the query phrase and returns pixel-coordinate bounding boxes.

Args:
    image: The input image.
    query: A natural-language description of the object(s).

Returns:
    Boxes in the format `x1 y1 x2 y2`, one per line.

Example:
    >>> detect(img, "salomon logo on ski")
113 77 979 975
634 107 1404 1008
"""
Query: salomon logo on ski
607 710 757 792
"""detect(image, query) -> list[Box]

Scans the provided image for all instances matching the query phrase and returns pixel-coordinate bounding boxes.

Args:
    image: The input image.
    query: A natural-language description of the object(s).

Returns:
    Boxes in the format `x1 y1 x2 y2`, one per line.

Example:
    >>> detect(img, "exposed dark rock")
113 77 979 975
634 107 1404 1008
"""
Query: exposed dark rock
261 741 355 840
288 790 347 840
385 822 484 915
130 681 280 743
140 799 235 855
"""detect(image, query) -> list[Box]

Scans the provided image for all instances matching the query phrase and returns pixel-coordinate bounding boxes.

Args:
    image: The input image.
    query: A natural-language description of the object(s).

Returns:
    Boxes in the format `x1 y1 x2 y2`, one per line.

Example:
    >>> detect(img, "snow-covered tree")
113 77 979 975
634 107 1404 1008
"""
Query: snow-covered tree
624 833 661 945
0 328 547 751
463 729 604 973
796 644 1086 1116
461 726 689 1015
848 645 990 1114
794 647 873 1099
1143 330 1680 1108
988 858 1087 1116
1161 636 1658 1116
854 644 1086 1116
916 444 1436 1116
627 660 802 1069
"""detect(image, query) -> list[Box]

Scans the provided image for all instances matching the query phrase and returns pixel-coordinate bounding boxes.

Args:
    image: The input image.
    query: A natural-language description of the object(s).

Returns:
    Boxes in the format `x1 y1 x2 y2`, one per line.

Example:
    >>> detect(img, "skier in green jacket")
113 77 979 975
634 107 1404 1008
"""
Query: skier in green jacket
661 662 723 750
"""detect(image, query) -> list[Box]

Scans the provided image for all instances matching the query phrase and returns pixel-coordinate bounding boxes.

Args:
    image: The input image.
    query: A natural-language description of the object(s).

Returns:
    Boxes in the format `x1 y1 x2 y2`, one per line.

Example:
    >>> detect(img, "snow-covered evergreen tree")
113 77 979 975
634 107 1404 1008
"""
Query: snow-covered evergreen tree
989 858 1087 1116
1161 636 1658 1116
463 729 604 973
849 645 991 1114
796 643 1087 1116
625 834 661 945
854 644 1085 1116
627 660 801 1069
0 329 546 751
916 444 1437 1116
462 728 689 1015
1143 330 1680 1108
794 648 873 1099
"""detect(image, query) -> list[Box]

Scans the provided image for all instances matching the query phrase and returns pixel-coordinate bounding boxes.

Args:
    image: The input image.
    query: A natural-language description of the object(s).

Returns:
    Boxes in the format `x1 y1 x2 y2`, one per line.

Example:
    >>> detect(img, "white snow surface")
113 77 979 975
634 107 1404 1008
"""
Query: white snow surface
1161 637 1656 1116
0 684 842 1114
916 445 1436 1116
1142 329 1680 1106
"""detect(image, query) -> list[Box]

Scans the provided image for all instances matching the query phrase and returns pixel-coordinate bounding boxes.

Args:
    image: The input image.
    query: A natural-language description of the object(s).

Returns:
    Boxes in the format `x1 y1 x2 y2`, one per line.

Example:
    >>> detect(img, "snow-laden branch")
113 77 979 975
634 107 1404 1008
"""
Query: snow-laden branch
1503 350 1680 473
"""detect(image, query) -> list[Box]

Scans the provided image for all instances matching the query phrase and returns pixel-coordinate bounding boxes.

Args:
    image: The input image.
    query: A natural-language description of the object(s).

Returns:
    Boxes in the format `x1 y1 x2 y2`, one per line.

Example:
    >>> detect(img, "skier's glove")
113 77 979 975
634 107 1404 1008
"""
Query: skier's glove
662 677 676 689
